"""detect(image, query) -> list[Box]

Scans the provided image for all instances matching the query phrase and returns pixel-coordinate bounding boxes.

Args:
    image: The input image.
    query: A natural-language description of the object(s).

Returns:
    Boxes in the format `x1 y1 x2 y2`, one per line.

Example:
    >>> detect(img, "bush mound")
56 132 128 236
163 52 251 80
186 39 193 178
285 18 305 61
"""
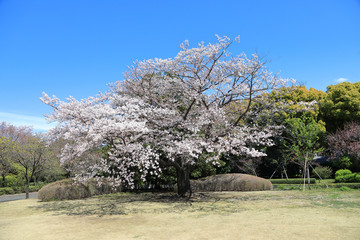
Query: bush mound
190 173 272 192
38 178 121 201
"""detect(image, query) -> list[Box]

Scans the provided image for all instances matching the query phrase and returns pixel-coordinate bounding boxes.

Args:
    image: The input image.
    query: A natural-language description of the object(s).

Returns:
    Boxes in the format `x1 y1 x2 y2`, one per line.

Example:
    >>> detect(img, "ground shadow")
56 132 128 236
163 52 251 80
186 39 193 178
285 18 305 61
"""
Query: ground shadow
32 190 360 217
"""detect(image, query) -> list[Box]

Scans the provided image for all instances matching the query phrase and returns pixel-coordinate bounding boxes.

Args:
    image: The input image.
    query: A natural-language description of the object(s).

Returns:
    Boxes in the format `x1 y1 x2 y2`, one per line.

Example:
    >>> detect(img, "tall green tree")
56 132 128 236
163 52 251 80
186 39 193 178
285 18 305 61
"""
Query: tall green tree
284 117 326 163
244 86 327 178
319 82 360 132
284 117 326 189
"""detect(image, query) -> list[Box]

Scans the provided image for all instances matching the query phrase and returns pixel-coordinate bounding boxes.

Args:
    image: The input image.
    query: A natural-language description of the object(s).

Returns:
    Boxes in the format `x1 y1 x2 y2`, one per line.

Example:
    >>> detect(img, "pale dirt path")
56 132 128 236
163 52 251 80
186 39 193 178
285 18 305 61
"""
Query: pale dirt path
0 192 37 203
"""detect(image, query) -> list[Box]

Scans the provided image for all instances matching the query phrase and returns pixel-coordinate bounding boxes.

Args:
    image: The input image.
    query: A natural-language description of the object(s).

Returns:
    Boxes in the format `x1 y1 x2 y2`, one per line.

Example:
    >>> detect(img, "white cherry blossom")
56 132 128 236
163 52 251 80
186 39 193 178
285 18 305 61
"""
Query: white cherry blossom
42 36 289 195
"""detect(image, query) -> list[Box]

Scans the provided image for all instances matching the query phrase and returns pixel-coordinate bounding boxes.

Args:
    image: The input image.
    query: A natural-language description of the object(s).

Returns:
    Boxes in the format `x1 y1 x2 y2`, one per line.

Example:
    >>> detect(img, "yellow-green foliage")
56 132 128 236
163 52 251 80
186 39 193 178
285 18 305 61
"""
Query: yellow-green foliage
38 178 120 201
319 82 360 132
268 86 326 119
190 173 272 192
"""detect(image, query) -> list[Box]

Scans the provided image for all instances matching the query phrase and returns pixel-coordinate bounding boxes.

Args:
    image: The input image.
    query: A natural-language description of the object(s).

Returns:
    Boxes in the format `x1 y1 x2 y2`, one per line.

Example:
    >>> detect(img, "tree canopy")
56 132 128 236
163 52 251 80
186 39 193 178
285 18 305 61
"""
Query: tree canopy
42 36 290 196
320 82 360 132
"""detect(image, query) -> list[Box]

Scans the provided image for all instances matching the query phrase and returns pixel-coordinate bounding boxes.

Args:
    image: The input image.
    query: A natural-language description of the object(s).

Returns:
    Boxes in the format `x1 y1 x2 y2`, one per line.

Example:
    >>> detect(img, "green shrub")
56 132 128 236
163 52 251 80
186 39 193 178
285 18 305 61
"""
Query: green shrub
355 174 360 182
3 174 25 187
29 185 40 192
38 178 121 201
0 187 15 195
335 169 360 183
12 186 24 193
335 169 352 177
312 166 333 179
190 173 272 192
269 178 316 184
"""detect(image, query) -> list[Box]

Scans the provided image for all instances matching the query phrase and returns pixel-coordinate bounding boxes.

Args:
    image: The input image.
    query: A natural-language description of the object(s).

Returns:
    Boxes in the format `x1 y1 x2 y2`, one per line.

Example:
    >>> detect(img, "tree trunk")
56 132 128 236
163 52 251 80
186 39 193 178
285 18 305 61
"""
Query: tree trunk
176 168 191 197
1 174 5 187
25 180 30 199
34 175 38 187
303 160 306 191
307 165 311 190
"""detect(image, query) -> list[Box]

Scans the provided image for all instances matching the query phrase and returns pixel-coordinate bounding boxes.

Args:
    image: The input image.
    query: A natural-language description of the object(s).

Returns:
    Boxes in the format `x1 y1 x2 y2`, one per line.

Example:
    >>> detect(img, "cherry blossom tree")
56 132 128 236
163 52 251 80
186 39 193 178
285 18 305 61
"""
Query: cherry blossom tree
0 136 14 187
328 121 360 171
42 36 290 196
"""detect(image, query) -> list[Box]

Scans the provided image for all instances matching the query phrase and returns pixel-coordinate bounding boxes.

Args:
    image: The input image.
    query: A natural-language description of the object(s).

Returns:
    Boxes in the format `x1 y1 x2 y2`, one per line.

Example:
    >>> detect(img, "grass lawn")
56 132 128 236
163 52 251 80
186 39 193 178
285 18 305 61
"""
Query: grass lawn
1 189 360 240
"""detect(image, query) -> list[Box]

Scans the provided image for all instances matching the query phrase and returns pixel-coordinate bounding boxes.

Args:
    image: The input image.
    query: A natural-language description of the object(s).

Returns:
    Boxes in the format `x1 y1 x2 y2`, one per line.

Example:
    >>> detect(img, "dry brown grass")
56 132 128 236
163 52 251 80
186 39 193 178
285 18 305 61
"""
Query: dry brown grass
1 190 360 240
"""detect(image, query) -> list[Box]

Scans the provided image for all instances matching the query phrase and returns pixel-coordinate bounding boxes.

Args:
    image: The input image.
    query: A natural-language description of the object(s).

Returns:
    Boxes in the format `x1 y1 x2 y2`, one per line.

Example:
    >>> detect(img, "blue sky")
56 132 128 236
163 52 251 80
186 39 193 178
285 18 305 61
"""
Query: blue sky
0 0 359 131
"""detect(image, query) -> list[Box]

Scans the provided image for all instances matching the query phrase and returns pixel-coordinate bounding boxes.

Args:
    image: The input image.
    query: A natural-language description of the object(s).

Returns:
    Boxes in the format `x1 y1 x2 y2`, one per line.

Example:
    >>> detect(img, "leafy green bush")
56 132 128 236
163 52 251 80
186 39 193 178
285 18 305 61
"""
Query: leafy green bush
3 174 25 187
335 169 352 178
29 185 44 192
0 187 15 195
312 166 333 179
12 186 24 193
190 173 272 192
335 169 360 183
269 178 316 184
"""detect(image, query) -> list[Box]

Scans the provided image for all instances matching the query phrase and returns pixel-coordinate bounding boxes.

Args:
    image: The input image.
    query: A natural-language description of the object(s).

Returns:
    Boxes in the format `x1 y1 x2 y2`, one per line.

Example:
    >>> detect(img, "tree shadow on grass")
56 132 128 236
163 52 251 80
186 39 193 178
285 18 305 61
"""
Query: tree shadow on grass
32 192 195 217
32 191 252 217
32 190 360 217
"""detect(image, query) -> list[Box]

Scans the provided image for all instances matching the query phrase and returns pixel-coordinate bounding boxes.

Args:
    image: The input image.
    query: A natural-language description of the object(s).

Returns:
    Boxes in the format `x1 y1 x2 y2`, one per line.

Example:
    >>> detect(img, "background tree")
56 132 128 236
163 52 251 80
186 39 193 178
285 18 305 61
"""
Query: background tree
284 116 326 189
0 122 33 187
0 122 33 142
0 136 14 187
42 36 289 196
239 86 326 178
327 121 360 172
319 82 360 132
13 135 52 198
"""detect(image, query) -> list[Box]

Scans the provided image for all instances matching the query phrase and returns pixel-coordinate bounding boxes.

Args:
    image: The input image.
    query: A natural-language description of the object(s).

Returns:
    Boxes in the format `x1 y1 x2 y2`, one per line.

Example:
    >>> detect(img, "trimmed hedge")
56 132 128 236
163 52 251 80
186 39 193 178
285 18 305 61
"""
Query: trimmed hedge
329 183 360 189
269 178 316 184
38 178 121 201
273 183 360 190
191 173 272 192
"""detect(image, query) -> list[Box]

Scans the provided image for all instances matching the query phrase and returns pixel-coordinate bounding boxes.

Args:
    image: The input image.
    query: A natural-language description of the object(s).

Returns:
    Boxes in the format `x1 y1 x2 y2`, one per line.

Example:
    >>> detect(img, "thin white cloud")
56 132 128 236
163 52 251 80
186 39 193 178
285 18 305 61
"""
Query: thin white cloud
335 77 348 83
0 112 56 132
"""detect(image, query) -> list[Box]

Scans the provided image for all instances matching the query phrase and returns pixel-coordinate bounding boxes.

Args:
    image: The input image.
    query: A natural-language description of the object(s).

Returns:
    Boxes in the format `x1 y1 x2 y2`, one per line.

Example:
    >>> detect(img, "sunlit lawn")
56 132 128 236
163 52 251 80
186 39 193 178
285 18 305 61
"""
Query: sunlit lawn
1 189 360 240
